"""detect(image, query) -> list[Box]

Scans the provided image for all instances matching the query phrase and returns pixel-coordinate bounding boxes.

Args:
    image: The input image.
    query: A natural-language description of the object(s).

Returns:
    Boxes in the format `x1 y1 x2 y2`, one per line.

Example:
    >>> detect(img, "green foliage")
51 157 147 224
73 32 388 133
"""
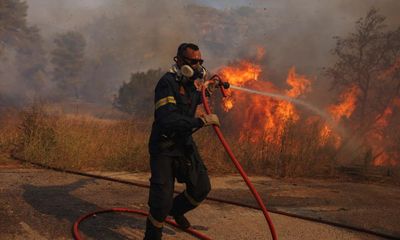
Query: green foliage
114 69 162 117
51 31 86 98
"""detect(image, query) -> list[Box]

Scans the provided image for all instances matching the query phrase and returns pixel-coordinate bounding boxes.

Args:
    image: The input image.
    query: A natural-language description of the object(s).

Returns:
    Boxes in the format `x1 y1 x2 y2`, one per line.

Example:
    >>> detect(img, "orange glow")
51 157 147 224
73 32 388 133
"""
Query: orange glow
222 97 234 112
218 62 311 144
215 53 398 167
379 57 400 79
285 67 311 98
219 60 261 112
329 85 359 122
319 85 359 148
219 60 261 86
370 98 400 166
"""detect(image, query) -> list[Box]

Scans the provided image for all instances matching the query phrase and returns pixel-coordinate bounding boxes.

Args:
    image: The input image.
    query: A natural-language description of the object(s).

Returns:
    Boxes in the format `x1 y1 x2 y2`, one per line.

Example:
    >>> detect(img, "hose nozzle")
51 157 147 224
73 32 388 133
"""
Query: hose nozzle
220 81 230 89
207 74 229 98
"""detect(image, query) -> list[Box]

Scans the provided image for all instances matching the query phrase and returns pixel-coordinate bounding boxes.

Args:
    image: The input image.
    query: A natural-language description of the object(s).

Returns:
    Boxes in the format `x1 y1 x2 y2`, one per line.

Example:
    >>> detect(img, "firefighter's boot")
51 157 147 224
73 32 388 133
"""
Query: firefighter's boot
173 214 191 229
143 217 162 240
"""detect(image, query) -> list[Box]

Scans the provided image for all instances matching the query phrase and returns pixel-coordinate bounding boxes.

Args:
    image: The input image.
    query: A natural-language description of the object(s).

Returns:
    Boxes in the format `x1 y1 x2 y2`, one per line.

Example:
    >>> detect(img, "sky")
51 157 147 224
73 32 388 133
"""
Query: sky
25 0 400 70
14 0 400 103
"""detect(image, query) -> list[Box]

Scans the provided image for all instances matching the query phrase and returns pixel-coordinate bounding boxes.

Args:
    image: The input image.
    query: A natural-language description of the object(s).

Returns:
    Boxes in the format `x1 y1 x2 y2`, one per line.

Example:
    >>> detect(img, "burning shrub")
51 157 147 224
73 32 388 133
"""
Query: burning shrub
213 59 333 176
326 8 400 167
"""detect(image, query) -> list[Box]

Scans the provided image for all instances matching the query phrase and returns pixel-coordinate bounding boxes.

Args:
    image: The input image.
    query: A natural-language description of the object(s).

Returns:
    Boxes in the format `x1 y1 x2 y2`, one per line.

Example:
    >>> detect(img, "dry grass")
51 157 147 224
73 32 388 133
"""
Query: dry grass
1 104 398 181
0 104 260 175
194 128 237 175
11 105 150 171
9 104 236 174
0 106 362 176
207 119 338 177
0 108 20 154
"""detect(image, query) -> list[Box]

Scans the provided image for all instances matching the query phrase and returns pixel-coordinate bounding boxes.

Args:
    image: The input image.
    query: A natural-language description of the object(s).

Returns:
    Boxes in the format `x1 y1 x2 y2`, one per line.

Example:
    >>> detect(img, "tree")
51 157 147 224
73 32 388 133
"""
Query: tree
327 8 400 133
0 0 49 101
51 31 86 99
113 69 162 117
0 0 28 55
326 8 400 165
15 26 47 92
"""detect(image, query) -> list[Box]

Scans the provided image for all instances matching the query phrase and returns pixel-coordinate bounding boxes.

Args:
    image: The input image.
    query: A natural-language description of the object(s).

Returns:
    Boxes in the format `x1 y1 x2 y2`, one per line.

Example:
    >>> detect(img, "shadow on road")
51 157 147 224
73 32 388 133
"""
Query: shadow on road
21 179 176 239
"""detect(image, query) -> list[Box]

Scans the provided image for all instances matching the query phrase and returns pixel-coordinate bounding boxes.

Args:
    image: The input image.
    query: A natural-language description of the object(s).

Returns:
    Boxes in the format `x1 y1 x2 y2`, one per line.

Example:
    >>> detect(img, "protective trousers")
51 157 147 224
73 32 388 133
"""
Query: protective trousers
147 153 211 227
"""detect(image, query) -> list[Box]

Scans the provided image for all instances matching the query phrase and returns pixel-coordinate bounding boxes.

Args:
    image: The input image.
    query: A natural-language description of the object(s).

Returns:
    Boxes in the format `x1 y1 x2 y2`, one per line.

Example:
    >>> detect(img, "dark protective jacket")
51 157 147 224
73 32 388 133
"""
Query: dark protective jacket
148 71 204 157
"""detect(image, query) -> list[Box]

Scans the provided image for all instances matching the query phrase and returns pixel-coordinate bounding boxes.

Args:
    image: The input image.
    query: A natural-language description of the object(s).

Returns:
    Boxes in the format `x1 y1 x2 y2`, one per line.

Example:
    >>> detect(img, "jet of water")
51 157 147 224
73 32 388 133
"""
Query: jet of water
229 85 347 137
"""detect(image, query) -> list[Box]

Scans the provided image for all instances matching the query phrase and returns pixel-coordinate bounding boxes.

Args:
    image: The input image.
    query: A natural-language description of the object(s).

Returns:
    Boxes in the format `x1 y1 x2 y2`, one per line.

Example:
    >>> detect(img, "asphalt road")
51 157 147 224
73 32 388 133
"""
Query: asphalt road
0 165 396 240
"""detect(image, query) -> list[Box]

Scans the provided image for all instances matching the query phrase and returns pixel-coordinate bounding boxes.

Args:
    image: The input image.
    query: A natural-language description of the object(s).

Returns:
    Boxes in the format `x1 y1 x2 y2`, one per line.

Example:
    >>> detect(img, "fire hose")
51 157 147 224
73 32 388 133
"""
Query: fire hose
10 74 399 239
70 75 278 240
202 75 278 240
11 154 400 240
73 208 212 240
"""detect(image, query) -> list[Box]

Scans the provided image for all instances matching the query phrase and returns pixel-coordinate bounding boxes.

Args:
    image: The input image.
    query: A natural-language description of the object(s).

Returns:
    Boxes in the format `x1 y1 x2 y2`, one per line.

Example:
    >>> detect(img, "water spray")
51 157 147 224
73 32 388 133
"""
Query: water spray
230 85 329 119
228 84 347 138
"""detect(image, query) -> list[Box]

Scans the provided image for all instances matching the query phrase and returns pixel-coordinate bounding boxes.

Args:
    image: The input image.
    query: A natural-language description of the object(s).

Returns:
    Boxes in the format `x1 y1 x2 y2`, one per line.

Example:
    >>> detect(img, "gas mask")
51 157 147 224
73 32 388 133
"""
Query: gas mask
180 64 207 81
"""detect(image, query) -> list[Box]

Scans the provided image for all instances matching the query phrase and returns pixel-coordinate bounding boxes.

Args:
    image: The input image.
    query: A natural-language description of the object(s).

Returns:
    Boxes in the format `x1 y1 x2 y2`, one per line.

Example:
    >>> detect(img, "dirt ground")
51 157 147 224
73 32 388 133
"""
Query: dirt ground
0 157 399 240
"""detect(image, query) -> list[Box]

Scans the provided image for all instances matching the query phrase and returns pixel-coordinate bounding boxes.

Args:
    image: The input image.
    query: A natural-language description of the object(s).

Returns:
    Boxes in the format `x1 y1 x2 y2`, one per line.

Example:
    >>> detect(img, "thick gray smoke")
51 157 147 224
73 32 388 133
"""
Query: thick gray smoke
26 0 399 69
1 0 399 105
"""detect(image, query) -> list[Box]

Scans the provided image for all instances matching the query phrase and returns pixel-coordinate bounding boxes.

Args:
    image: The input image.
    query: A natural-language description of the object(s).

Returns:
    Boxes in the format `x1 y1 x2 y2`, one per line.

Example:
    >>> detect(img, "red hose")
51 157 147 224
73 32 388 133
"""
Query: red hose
202 84 278 240
11 152 399 240
73 208 212 240
73 81 277 240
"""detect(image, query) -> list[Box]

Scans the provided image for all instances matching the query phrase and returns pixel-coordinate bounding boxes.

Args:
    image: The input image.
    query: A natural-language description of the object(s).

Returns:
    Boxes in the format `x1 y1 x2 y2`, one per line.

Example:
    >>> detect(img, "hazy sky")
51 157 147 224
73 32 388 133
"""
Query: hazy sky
19 0 400 102
25 0 400 70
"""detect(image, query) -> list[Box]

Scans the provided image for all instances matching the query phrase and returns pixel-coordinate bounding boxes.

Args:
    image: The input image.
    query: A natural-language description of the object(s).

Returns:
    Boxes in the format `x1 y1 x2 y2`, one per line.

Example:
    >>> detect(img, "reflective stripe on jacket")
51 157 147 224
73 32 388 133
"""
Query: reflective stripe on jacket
149 72 203 156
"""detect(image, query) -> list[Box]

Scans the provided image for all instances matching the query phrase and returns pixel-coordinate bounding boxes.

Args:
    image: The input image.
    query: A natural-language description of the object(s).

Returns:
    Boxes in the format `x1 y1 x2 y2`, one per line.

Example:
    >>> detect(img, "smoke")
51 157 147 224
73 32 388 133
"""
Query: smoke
27 0 399 72
1 0 399 105
252 0 400 70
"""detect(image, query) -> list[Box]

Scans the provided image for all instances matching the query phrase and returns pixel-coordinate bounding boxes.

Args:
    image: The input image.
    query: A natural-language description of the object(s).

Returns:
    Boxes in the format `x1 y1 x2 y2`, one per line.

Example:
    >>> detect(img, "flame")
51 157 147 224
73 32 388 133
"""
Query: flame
285 67 311 98
219 60 261 86
277 67 311 123
369 98 400 166
328 85 359 122
219 60 261 112
218 59 311 144
319 125 332 145
215 49 398 168
324 85 399 166
368 59 400 166
222 96 234 112
319 86 359 147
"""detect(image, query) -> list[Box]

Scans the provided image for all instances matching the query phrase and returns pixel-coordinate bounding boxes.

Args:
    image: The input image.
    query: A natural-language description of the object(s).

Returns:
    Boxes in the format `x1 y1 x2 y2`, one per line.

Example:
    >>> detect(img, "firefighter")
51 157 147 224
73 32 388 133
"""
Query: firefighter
144 43 220 240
